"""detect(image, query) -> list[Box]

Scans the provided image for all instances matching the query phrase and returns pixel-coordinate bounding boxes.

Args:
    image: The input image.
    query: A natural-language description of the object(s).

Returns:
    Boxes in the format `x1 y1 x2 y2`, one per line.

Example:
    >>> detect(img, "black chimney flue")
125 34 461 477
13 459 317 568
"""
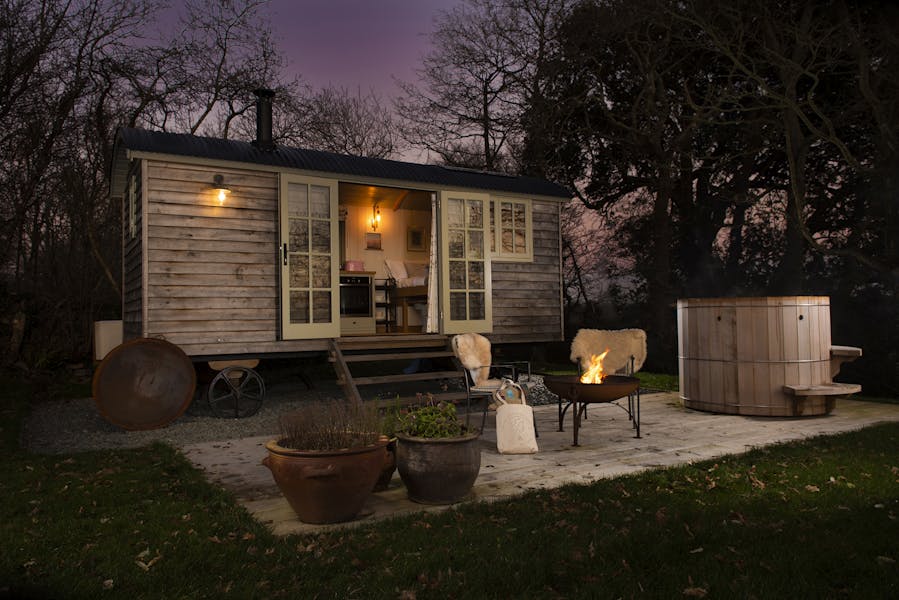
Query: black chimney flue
253 88 275 151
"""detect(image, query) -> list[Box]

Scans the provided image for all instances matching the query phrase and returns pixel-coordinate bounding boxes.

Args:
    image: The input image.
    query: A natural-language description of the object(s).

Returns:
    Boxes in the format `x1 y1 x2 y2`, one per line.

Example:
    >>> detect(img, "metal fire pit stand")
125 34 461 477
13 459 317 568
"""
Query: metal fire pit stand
553 356 641 446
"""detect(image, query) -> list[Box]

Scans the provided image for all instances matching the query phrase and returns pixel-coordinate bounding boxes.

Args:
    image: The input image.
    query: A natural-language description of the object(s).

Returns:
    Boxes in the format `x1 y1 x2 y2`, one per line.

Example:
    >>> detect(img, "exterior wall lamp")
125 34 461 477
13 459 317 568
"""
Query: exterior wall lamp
370 203 381 231
211 174 231 204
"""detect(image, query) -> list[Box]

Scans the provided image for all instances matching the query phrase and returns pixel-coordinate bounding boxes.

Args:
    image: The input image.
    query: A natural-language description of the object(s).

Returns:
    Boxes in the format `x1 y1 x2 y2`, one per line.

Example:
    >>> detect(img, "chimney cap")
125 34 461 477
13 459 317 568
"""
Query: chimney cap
253 88 275 98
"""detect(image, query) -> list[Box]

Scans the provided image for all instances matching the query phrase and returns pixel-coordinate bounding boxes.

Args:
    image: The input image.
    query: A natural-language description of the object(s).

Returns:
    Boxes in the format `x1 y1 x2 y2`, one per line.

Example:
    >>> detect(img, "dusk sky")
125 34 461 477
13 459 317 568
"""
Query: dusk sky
265 0 460 97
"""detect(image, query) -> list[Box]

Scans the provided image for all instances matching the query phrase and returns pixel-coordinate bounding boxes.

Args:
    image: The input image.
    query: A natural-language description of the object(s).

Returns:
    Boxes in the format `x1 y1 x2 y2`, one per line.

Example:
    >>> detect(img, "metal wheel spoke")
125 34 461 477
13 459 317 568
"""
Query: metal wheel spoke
207 366 265 418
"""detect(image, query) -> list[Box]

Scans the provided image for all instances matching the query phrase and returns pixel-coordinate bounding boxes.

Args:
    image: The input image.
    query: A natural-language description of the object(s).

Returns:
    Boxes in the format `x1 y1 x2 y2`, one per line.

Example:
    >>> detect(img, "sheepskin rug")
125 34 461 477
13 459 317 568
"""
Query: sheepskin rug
570 328 647 374
451 333 492 386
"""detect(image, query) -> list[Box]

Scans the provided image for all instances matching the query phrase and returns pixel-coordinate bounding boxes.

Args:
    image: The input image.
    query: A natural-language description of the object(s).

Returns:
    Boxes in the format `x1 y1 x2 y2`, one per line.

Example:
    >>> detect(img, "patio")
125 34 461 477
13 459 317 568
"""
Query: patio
180 392 899 536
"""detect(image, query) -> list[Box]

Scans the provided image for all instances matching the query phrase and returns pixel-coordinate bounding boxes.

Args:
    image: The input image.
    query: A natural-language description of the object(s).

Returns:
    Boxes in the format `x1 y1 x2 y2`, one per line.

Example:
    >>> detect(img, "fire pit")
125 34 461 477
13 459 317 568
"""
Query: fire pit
543 374 641 446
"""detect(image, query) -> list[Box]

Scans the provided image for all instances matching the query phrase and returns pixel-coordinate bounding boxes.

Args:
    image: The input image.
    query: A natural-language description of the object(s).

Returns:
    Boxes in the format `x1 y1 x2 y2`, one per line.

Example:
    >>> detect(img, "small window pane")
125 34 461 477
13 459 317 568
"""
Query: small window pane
310 185 330 218
449 261 466 288
288 183 308 217
289 291 309 324
513 203 526 229
467 199 483 228
310 220 330 253
312 291 331 323
514 230 526 253
450 292 467 320
467 230 483 259
289 255 309 288
311 255 331 288
468 261 484 289
447 198 464 227
289 219 308 251
448 230 464 258
469 292 485 320
501 229 513 253
501 203 513 229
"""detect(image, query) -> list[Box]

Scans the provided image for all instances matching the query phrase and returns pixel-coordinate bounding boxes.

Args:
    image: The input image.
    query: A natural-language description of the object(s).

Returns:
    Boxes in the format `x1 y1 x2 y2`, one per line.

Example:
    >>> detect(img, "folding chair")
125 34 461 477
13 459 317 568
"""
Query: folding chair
450 333 538 435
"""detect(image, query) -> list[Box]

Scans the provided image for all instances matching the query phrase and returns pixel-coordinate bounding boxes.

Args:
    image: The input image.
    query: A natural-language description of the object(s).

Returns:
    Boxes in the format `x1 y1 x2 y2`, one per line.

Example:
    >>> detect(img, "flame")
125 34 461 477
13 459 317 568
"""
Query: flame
580 349 610 384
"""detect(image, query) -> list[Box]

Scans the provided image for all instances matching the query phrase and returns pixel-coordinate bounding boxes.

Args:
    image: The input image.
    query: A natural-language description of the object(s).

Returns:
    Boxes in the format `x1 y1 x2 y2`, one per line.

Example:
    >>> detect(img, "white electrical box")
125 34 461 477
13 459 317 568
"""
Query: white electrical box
93 320 123 361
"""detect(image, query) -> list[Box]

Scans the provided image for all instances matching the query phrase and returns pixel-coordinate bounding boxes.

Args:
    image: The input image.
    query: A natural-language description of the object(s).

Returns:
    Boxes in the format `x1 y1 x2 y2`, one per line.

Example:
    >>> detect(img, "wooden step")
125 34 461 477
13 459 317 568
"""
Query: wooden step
335 335 449 351
783 382 861 396
352 370 462 386
332 350 454 363
830 346 862 359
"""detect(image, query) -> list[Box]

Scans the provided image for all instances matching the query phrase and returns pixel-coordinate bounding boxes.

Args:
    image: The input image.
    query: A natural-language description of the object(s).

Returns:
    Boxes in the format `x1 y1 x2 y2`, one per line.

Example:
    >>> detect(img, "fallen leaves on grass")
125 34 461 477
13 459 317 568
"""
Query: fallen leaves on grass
135 548 162 571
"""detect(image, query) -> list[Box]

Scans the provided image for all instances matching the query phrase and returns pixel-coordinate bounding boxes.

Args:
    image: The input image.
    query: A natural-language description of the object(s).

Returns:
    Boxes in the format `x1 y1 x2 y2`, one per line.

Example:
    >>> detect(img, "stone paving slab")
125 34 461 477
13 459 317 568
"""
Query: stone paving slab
180 393 899 536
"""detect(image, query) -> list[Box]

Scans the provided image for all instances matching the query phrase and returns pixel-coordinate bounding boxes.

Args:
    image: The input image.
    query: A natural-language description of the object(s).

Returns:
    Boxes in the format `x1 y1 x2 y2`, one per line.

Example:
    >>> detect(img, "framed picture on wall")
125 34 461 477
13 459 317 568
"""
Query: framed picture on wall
365 232 382 250
407 226 427 252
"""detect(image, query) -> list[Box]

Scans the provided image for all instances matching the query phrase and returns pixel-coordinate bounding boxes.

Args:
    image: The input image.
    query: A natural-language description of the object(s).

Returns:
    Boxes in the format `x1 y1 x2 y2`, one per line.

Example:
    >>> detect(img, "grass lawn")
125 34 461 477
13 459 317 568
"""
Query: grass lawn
2 377 897 599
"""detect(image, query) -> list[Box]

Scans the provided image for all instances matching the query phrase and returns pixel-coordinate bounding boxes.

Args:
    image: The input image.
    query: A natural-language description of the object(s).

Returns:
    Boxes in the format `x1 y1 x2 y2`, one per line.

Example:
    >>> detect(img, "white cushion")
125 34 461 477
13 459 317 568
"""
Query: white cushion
405 261 428 279
395 276 427 287
385 259 408 280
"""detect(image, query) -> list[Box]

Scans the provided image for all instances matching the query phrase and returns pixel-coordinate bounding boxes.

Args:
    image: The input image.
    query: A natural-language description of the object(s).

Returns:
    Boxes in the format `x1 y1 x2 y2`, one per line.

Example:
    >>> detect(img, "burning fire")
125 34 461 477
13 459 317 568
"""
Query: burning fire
580 349 610 384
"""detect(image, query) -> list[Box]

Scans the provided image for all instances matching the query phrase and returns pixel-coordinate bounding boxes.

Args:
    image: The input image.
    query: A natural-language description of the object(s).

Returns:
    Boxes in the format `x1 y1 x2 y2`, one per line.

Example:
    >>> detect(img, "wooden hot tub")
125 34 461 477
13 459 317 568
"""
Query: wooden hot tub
677 296 861 416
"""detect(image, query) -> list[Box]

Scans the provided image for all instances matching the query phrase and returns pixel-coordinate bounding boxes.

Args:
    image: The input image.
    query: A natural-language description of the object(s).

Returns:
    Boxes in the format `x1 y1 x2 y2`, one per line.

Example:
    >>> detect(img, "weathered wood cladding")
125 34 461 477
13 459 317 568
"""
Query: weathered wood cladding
122 160 143 341
490 200 562 343
133 158 564 357
144 161 281 355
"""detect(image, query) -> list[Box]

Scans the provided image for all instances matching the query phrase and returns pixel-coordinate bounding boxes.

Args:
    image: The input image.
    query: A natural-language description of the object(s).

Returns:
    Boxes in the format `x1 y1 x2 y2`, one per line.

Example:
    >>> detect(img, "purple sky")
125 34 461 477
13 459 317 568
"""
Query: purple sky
267 0 458 97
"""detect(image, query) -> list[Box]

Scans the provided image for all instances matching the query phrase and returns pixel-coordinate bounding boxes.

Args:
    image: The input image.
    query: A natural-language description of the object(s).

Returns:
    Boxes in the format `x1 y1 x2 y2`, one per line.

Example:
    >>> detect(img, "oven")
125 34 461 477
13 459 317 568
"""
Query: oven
339 274 373 317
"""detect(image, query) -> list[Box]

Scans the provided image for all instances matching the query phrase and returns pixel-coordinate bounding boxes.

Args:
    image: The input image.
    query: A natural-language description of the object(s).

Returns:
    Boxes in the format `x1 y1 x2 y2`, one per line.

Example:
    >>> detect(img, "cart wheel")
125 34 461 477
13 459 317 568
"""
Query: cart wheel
208 366 265 418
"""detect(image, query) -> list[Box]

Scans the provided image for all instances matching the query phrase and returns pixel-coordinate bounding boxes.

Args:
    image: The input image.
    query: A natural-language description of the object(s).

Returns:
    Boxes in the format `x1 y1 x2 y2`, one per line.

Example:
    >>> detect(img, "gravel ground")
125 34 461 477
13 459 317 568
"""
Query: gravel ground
22 371 558 455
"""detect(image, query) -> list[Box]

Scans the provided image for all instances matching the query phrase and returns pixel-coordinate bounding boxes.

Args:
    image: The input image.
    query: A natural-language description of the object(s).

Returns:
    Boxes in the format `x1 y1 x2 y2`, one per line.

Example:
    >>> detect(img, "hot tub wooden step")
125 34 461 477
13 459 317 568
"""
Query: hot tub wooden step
782 382 862 396
830 345 862 379
782 382 861 416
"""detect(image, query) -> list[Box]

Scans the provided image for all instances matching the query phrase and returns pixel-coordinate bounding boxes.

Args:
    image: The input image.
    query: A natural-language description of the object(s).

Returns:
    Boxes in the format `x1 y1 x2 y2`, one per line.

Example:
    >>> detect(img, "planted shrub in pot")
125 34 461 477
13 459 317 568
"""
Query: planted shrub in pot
262 400 388 524
394 394 481 505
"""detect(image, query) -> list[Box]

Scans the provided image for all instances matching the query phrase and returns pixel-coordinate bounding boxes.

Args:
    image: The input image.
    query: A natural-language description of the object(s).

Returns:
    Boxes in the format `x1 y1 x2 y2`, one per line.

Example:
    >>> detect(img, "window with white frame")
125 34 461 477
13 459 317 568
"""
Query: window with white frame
490 198 532 262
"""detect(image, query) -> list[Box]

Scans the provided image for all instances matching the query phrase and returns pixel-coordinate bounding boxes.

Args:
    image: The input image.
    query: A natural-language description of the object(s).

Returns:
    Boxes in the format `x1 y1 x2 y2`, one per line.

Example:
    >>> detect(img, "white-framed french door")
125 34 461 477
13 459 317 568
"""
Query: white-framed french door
279 174 340 339
439 190 492 334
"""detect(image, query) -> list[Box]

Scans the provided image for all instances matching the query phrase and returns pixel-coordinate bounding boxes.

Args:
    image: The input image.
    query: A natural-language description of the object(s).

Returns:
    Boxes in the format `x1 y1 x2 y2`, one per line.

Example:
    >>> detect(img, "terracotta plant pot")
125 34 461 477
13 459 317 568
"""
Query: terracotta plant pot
262 437 389 524
372 438 397 492
395 431 481 504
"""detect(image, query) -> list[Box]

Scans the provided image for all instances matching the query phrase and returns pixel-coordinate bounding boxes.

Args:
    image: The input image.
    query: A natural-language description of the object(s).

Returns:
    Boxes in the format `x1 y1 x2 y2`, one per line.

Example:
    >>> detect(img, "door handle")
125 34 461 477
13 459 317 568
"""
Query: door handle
282 243 288 265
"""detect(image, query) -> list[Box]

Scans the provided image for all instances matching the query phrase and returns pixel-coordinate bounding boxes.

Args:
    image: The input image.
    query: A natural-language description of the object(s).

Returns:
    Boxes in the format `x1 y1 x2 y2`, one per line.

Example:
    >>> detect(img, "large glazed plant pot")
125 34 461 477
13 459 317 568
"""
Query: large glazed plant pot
372 438 397 492
395 431 481 504
262 437 388 524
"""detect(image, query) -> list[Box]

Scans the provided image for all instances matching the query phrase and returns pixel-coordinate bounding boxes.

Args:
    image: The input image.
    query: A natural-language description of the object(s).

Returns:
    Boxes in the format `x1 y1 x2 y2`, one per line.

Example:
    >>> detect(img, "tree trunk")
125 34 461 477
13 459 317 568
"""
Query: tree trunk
771 109 808 295
647 170 674 368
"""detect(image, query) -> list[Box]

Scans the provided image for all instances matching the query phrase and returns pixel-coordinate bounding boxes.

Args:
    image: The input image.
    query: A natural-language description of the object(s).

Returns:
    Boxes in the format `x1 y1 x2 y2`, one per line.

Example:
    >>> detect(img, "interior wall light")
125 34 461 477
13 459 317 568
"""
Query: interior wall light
211 174 231 204
370 203 381 231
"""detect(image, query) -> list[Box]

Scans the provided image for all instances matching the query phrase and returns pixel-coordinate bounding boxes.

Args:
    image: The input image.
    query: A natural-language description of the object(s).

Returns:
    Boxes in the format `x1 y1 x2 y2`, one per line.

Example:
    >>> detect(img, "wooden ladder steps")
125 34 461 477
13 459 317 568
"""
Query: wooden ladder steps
328 337 470 409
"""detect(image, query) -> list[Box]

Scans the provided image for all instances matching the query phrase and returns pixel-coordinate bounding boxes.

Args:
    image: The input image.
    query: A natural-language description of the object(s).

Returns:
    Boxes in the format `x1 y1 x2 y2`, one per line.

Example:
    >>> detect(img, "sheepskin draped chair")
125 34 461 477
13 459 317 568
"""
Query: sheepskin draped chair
569 328 647 376
451 333 536 433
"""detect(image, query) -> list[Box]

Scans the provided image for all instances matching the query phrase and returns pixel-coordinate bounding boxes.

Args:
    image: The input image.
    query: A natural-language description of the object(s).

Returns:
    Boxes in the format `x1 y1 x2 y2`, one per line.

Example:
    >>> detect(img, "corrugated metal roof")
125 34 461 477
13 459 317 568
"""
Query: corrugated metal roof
114 127 571 199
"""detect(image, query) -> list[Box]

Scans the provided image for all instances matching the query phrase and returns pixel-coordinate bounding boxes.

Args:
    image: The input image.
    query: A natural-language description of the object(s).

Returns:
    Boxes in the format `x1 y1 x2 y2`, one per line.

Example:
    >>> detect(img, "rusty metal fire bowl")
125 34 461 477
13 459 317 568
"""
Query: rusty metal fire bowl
543 374 641 446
